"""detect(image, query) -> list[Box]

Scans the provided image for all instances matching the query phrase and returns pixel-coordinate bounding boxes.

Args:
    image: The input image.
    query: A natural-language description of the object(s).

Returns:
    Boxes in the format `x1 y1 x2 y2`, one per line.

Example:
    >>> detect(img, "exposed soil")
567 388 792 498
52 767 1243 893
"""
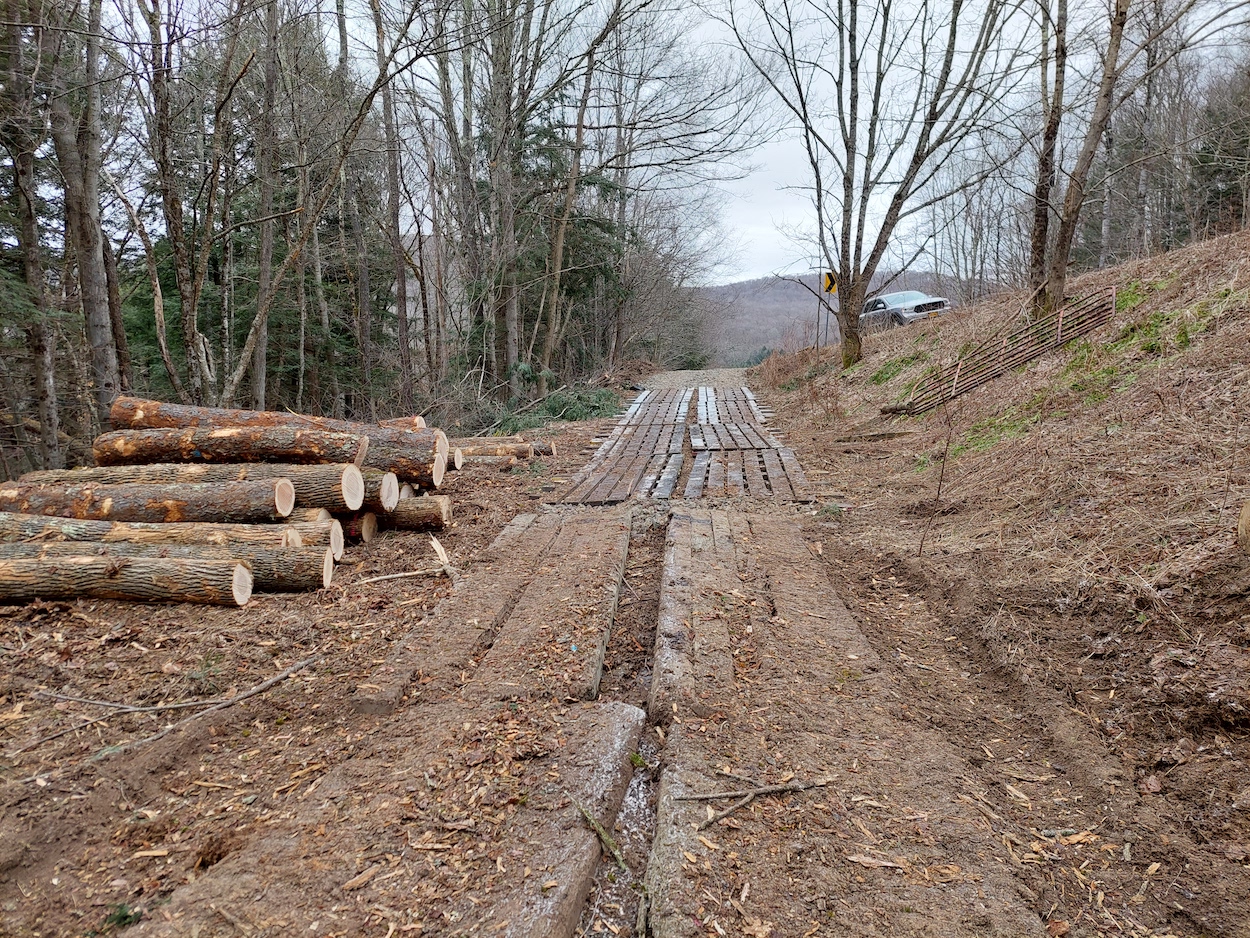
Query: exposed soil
3 229 1250 938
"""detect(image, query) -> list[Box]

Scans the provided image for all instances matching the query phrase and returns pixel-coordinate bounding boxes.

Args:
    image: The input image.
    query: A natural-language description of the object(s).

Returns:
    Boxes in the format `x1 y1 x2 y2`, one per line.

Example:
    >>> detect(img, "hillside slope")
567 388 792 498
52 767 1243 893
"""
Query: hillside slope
759 229 1250 936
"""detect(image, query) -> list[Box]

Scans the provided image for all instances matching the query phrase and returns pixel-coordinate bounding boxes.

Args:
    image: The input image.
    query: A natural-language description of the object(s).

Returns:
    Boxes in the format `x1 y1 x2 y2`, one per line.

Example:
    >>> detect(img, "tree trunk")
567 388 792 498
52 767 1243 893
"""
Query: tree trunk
0 511 302 548
101 237 133 392
361 469 400 512
22 463 364 513
0 542 333 592
1029 0 1068 301
288 519 344 559
1045 0 1131 310
0 479 296 523
93 427 369 467
370 0 413 411
252 0 279 410
0 556 251 605
336 511 378 542
383 495 451 531
48 77 119 424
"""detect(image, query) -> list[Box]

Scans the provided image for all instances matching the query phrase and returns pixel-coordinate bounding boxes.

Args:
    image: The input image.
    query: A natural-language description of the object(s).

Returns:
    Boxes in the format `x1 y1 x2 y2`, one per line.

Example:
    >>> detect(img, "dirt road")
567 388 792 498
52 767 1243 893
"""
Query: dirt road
1 372 1244 938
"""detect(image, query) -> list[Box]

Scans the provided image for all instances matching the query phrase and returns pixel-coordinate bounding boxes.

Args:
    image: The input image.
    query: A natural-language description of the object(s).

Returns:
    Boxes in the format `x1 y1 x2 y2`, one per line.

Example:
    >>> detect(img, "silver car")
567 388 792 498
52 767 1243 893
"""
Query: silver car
859 290 952 330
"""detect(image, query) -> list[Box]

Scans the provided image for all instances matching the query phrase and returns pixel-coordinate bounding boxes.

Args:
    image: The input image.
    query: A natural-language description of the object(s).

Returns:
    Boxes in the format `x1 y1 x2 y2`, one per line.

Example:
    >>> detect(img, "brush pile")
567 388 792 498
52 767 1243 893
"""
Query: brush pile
0 398 454 607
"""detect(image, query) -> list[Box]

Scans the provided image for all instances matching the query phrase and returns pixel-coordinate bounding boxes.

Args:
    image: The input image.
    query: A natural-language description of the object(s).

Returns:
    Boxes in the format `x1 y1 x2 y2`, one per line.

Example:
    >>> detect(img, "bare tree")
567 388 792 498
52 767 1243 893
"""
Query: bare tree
725 0 1033 366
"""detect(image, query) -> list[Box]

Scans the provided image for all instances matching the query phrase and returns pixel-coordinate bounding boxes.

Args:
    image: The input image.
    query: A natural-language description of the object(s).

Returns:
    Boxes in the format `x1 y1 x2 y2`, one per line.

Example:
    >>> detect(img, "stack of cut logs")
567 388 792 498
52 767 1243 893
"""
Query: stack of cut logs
0 397 455 608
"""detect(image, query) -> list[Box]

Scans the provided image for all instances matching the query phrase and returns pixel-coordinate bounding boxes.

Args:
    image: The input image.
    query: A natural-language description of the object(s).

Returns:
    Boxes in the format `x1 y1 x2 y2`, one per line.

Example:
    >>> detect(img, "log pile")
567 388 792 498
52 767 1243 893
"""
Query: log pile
0 398 457 607
446 435 556 471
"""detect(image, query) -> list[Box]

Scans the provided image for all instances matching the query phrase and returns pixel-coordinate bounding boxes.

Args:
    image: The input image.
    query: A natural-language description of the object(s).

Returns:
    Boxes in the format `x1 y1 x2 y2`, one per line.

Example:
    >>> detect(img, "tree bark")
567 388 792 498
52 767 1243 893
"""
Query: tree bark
383 495 451 531
1029 0 1068 300
336 511 378 542
1045 0 1132 310
361 469 400 512
288 519 345 560
93 427 369 467
0 479 296 523
0 542 333 592
0 511 302 548
22 463 364 513
252 0 279 410
0 556 251 606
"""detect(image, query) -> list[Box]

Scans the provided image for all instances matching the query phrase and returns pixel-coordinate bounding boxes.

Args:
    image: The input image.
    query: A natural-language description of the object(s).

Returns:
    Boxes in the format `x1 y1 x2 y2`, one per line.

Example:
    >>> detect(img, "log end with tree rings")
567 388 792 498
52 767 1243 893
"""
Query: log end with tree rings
434 429 449 463
398 483 416 500
337 512 378 543
232 562 255 605
320 546 336 589
453 448 464 470
431 451 446 489
377 472 399 512
330 519 345 559
341 464 365 512
280 526 303 548
274 478 296 517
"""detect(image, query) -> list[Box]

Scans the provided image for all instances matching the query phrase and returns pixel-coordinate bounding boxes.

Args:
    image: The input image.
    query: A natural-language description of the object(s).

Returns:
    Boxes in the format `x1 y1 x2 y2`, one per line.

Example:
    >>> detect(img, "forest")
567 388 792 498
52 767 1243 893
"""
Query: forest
1 0 1249 474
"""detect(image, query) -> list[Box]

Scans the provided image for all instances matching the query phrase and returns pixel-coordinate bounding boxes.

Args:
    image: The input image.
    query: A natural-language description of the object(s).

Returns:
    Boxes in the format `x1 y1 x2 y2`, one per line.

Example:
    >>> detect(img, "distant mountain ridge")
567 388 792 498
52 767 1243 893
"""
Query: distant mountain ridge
697 270 953 366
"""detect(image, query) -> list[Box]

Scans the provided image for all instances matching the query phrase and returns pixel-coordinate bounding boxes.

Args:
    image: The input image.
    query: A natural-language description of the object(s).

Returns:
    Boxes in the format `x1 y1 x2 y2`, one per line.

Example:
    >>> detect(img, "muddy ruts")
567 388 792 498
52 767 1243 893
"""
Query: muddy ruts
92 426 369 467
0 479 295 523
0 511 302 548
20 463 364 513
0 542 333 592
382 496 451 531
0 556 252 606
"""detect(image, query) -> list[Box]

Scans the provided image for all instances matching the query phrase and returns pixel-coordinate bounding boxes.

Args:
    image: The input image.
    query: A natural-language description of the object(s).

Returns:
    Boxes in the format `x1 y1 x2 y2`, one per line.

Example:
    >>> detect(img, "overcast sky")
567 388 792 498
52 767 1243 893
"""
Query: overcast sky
712 134 822 285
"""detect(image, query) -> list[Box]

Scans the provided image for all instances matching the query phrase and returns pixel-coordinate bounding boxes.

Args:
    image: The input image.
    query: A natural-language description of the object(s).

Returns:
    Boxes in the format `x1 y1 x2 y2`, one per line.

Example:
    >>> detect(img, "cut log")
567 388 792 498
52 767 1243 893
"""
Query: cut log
336 512 378 543
530 441 556 457
0 479 295 524
383 496 451 531
452 448 464 470
111 397 446 458
454 442 534 460
361 470 400 513
0 543 333 592
1239 501 1250 555
287 520 344 560
93 427 368 468
0 556 252 606
291 507 333 523
380 415 426 430
360 436 446 488
19 463 364 513
0 511 302 549
398 483 416 500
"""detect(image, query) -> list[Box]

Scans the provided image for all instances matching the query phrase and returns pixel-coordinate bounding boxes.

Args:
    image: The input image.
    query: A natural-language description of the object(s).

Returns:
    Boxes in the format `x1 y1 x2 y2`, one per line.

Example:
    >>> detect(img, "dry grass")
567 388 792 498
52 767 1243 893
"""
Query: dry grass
761 230 1250 599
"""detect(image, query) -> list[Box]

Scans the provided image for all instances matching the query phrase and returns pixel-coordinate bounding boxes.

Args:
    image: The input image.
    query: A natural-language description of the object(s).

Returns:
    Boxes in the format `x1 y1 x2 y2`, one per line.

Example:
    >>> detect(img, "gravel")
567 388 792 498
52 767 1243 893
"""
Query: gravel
641 368 750 389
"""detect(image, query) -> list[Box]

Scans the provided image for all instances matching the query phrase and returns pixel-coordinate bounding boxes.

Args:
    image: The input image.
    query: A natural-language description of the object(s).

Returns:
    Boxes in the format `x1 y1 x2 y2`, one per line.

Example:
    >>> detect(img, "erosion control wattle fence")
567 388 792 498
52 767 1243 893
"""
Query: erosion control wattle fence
884 288 1117 416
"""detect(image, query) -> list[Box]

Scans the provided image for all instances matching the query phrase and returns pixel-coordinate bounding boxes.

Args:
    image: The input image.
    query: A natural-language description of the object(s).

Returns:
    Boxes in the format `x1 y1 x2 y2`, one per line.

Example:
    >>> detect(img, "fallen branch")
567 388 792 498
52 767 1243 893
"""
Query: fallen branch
354 568 446 586
113 654 321 753
676 774 837 831
578 802 628 872
676 775 837 802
